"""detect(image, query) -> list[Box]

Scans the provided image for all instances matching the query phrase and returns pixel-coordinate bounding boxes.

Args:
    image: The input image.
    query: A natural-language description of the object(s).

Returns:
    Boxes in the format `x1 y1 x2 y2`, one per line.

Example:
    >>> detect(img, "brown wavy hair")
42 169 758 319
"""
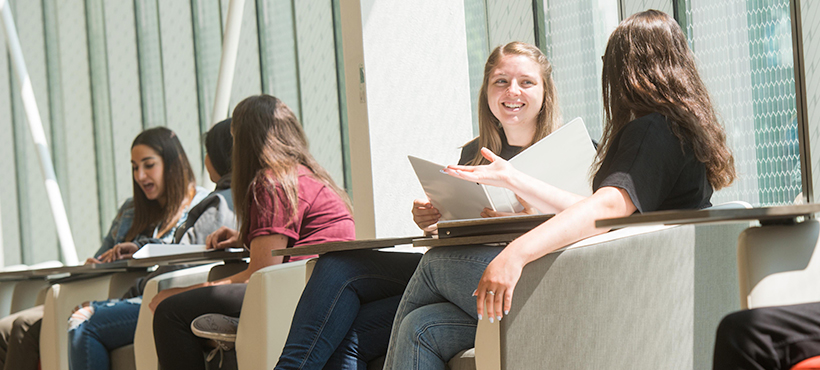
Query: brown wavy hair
231 95 351 245
126 127 196 241
468 41 562 165
597 9 735 189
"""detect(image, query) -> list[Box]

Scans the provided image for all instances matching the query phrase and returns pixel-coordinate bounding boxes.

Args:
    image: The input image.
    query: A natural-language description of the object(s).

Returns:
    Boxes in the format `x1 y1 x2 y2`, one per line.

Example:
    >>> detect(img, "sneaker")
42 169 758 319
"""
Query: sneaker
191 313 240 343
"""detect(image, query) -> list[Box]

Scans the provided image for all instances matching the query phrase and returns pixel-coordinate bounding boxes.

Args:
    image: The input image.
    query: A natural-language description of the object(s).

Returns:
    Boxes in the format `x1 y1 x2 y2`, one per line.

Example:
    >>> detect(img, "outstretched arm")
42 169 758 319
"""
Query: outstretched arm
444 147 587 214
474 186 636 322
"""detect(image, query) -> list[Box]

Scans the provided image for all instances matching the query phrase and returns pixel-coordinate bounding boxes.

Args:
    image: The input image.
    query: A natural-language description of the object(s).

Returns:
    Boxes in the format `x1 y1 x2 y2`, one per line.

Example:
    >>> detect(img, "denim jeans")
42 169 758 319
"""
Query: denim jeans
275 250 422 370
67 298 141 370
383 245 503 370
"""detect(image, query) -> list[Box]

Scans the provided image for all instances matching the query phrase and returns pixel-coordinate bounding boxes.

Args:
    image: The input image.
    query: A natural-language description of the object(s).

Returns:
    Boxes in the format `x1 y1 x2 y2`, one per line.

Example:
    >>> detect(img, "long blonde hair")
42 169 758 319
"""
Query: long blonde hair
469 41 562 165
231 95 351 245
597 10 735 189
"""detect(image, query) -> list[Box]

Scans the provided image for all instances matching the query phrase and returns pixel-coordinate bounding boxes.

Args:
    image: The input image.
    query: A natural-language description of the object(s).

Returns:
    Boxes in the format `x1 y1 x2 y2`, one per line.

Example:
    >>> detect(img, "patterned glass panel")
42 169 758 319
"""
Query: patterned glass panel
681 0 800 206
464 0 490 135
540 0 619 141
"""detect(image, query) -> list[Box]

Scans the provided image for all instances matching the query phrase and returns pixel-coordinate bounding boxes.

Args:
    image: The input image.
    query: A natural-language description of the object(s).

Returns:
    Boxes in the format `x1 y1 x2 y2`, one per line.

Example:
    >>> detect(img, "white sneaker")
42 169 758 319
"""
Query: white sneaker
191 313 240 343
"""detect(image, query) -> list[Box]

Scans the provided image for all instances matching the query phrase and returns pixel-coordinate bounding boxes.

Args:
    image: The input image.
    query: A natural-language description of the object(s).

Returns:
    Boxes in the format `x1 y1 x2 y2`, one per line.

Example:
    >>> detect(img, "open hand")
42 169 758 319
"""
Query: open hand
206 227 241 250
443 148 518 189
412 198 440 234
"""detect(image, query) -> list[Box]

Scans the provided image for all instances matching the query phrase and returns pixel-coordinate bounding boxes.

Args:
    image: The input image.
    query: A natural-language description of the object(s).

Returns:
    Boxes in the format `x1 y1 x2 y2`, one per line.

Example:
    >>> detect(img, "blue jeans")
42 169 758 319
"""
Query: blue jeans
67 298 141 370
383 245 503 370
275 250 422 370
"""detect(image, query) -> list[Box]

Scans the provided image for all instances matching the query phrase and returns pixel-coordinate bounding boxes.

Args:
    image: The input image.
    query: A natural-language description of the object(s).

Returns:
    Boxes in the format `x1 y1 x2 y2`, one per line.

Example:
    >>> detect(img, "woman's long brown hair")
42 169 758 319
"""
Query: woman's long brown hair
469 41 562 165
126 127 196 241
231 95 351 245
597 9 735 189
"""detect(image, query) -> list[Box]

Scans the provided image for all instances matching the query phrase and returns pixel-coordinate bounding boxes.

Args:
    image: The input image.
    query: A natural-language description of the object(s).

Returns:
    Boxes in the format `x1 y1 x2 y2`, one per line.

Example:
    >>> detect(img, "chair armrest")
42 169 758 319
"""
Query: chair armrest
41 271 147 370
738 219 820 309
134 263 218 370
485 221 745 370
236 259 316 370
10 279 50 314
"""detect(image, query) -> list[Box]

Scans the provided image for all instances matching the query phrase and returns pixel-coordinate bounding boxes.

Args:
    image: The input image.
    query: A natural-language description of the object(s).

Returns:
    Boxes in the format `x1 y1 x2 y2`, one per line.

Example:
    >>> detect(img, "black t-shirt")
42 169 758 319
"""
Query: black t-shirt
459 132 522 165
592 112 713 213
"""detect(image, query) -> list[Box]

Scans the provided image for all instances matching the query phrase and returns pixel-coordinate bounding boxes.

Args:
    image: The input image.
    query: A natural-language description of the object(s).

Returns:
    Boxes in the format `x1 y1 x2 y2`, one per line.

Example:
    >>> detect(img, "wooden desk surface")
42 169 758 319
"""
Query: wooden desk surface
412 233 523 248
127 248 249 268
272 237 420 257
595 203 820 229
0 269 37 281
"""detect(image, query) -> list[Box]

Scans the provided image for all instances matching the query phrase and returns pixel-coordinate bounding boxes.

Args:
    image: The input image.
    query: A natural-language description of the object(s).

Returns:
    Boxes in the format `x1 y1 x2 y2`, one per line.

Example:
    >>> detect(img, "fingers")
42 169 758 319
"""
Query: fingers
215 239 236 250
479 147 502 162
412 198 441 231
412 198 432 208
475 284 514 323
473 289 485 321
84 258 100 265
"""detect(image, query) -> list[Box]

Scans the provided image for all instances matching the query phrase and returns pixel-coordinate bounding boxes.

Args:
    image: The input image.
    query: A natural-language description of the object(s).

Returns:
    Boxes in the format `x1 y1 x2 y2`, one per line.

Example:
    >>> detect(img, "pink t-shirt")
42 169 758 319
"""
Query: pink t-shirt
245 166 355 262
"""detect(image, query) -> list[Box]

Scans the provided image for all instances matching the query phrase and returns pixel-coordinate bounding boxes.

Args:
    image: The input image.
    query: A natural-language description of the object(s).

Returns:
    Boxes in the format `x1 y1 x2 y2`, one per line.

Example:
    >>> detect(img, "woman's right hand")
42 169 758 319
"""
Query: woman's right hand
412 198 440 235
480 195 537 218
206 227 241 250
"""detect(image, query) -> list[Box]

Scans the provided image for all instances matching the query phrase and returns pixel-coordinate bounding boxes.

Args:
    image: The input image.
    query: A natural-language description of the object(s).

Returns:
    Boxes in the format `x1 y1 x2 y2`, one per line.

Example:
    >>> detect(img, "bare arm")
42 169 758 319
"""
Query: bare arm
444 147 587 214
474 186 636 321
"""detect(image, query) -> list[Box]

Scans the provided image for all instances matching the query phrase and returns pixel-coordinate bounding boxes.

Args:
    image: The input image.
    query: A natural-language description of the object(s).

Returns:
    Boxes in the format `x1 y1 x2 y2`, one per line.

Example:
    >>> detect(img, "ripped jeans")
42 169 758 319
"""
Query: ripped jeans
67 297 142 370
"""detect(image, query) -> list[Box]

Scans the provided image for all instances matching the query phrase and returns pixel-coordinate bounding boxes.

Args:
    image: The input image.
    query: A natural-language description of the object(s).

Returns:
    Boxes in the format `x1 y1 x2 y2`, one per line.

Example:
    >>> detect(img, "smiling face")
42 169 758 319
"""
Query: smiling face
131 144 165 204
486 54 545 135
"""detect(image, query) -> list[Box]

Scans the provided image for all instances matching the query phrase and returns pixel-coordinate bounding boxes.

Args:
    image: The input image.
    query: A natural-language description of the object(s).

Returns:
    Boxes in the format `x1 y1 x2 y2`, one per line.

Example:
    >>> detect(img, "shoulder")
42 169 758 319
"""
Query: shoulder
459 137 480 165
117 198 135 216
189 186 210 208
618 113 676 144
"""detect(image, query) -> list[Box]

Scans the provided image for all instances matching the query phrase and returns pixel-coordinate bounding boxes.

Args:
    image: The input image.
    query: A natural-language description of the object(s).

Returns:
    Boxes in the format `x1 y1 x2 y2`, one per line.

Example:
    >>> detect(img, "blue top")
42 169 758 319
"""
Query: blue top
94 187 208 258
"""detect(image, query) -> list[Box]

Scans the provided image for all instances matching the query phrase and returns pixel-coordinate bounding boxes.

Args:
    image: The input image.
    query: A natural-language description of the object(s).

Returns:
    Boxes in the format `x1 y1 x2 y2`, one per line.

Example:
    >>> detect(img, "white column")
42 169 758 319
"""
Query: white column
339 0 475 238
211 0 244 124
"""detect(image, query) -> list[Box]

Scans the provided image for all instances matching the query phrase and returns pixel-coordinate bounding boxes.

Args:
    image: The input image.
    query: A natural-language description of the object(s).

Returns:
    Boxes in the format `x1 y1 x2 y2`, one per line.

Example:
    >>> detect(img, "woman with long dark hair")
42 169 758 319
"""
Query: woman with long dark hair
383 10 735 369
66 121 236 370
0 127 207 370
151 95 355 370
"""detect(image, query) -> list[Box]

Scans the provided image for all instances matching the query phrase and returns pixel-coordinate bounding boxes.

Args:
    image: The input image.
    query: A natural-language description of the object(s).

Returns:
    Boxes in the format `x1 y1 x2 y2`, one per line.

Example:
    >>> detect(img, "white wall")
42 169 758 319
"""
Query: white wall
340 0 475 238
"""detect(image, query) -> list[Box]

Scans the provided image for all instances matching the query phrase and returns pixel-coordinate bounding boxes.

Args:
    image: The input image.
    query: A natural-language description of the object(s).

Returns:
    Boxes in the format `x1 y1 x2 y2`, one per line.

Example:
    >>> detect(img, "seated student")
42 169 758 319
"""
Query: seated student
273 41 560 369
0 126 207 370
66 119 235 370
382 10 737 369
713 302 820 369
151 94 355 370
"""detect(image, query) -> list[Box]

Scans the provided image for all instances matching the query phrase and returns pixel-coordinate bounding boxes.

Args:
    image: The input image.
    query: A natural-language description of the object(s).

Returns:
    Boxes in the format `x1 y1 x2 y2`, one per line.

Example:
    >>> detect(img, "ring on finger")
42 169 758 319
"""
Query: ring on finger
487 290 495 296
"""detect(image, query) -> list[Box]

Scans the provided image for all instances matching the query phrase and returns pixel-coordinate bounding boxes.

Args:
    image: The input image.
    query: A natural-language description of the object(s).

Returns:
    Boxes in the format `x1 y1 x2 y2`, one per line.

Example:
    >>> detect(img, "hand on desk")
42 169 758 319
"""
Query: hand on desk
86 242 138 264
206 226 242 250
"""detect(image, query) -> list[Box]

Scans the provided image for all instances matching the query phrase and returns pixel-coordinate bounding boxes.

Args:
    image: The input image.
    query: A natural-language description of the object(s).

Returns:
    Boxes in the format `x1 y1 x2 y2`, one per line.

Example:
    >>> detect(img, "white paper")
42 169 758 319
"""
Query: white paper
408 156 494 220
409 117 596 220
132 244 208 259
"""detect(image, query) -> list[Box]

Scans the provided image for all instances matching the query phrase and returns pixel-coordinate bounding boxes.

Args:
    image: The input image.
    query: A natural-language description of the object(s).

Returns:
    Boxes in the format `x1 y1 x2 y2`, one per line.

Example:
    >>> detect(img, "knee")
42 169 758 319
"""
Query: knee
715 310 756 346
398 308 440 349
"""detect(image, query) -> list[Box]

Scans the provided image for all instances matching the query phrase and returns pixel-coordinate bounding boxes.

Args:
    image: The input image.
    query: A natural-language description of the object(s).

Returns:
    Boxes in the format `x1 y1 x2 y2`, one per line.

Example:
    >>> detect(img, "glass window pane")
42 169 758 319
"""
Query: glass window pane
540 0 619 141
681 0 800 206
